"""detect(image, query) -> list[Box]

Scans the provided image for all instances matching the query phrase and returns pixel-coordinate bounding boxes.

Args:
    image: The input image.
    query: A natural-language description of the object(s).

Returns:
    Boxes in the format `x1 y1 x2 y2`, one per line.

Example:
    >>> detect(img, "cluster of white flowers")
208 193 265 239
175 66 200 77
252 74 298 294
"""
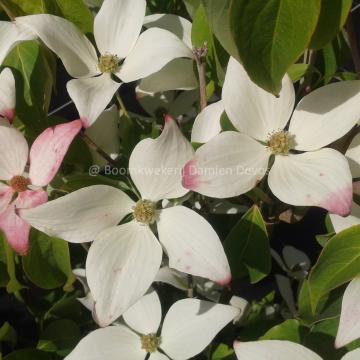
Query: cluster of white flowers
1 0 360 358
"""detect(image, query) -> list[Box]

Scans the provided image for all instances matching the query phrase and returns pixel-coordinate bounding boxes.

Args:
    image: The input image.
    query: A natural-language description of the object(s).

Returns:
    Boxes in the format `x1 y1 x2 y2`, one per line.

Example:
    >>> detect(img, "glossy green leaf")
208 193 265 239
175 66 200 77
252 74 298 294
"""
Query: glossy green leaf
38 319 81 356
224 205 271 283
310 0 352 49
3 41 53 137
192 3 212 49
22 230 75 291
261 319 307 343
307 225 360 313
229 0 321 94
211 344 235 360
183 0 201 18
49 0 93 34
0 234 24 293
0 0 93 33
202 0 240 61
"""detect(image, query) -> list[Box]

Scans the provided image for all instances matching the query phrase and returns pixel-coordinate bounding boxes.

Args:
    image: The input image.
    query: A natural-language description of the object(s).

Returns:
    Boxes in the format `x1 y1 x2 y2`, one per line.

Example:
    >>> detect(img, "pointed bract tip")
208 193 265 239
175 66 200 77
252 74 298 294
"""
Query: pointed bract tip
80 117 90 129
323 186 353 217
1 109 15 123
216 274 232 286
164 114 173 123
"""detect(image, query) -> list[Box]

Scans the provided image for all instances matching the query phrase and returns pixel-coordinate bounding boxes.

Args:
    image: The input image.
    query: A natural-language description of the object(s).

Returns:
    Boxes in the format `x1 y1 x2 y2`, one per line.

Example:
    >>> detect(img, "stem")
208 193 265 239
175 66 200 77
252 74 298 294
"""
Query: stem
193 43 208 111
116 93 130 119
0 1 15 20
79 132 118 167
187 275 194 298
346 12 360 78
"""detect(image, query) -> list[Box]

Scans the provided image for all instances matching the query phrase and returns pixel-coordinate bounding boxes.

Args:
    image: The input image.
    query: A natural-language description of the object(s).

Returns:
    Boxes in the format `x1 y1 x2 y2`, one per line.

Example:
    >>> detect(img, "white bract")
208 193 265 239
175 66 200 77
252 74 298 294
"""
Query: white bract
138 14 198 94
335 278 360 348
233 340 360 360
183 57 360 216
330 133 360 232
20 116 231 327
16 0 192 127
66 290 240 360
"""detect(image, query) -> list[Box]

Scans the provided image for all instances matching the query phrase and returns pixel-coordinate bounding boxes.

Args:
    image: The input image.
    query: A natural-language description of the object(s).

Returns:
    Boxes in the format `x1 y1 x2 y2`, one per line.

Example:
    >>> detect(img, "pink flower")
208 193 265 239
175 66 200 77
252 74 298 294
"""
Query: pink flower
0 119 82 255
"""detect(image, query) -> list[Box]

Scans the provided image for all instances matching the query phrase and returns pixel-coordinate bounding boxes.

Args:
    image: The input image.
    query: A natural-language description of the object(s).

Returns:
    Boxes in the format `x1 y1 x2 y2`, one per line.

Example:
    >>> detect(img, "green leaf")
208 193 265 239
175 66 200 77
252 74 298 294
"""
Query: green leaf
192 4 212 49
4 349 51 360
49 0 94 34
307 225 360 313
183 0 201 18
261 319 307 343
38 319 81 356
287 63 310 82
224 205 271 283
211 344 235 360
0 235 10 288
0 234 24 293
22 230 75 291
3 41 54 137
0 322 17 347
229 0 321 94
310 0 352 49
202 0 240 61
0 0 93 33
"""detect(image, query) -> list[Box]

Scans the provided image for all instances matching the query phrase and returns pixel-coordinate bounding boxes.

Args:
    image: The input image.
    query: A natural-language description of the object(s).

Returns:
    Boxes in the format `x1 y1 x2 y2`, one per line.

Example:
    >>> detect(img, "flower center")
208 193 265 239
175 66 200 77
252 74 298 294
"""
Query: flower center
268 131 292 155
9 176 30 192
140 333 161 353
98 54 120 74
133 200 157 225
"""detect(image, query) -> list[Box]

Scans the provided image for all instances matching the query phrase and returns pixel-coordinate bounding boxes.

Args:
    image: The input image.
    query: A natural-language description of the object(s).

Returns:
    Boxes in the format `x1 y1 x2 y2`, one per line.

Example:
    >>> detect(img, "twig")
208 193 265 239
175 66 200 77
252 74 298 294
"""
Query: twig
346 12 360 78
116 93 130 119
80 132 118 167
193 43 208 111
48 100 74 116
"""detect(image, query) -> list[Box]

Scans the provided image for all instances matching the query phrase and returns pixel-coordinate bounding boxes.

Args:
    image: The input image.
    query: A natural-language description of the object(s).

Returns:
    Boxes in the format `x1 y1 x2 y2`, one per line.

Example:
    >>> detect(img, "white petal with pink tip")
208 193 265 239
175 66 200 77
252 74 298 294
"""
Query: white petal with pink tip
157 205 231 285
268 149 352 216
129 116 193 202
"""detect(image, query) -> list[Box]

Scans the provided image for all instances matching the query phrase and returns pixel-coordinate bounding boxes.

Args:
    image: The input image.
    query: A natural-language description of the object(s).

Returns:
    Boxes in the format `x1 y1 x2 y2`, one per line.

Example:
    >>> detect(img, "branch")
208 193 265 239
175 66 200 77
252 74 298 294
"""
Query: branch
193 43 208 111
79 132 118 167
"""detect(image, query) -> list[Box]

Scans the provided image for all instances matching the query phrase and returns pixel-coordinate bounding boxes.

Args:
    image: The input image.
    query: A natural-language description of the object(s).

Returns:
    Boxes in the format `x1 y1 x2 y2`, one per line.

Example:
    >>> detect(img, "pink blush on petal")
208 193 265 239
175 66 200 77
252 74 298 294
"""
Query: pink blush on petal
0 109 15 123
80 117 90 128
182 159 200 190
216 274 232 286
320 186 353 217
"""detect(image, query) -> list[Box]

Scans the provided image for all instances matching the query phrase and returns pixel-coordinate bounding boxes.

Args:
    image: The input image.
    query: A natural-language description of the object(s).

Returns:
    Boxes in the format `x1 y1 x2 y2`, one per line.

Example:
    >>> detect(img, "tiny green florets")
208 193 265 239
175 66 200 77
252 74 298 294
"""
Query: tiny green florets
268 130 293 155
140 333 161 353
98 54 120 74
133 200 157 225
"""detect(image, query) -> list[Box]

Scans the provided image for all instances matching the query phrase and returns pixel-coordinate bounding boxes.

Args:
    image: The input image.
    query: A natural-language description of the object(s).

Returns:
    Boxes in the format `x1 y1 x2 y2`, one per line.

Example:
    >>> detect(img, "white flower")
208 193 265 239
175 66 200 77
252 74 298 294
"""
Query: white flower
20 116 231 327
138 14 198 94
335 278 360 349
329 133 360 232
16 0 192 127
0 68 16 122
183 57 360 216
65 290 240 360
233 339 360 360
